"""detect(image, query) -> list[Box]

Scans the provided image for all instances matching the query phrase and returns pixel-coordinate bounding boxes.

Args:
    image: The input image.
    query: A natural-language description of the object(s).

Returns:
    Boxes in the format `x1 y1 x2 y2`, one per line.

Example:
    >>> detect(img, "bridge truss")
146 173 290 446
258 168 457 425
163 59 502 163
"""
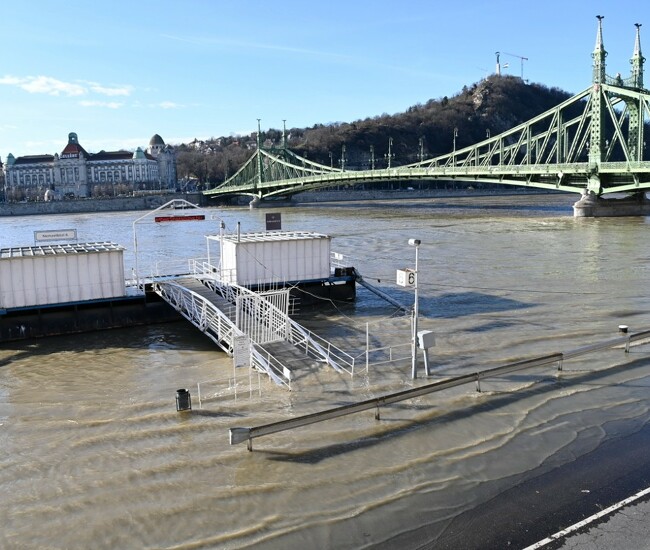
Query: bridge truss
204 19 650 202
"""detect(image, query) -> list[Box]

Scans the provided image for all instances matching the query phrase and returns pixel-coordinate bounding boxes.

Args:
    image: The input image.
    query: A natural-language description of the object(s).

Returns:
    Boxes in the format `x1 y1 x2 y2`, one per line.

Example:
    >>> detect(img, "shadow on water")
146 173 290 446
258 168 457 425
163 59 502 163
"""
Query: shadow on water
0 321 220 365
431 291 533 318
293 289 533 327
191 409 246 419
260 356 650 464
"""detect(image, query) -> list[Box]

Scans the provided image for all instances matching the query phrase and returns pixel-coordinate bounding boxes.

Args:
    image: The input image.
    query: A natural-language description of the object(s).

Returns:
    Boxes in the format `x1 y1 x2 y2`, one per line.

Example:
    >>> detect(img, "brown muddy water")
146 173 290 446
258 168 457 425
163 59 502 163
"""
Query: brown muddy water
3 194 650 549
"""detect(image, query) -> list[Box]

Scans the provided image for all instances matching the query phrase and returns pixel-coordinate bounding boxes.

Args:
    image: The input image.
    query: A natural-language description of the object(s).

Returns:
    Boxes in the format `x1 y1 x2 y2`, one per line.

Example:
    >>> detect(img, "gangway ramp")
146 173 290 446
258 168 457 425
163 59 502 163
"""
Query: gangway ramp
154 277 236 352
154 274 356 389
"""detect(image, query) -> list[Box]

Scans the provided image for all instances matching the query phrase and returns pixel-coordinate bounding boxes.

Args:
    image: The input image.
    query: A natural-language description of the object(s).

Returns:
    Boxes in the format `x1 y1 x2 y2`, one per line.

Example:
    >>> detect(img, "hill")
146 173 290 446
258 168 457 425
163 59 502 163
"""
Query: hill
175 75 575 187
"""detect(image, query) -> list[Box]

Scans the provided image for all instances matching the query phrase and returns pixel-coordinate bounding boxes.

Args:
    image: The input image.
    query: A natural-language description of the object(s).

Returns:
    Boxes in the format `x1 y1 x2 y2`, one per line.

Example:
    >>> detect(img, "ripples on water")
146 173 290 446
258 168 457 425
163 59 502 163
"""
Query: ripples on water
3 194 650 548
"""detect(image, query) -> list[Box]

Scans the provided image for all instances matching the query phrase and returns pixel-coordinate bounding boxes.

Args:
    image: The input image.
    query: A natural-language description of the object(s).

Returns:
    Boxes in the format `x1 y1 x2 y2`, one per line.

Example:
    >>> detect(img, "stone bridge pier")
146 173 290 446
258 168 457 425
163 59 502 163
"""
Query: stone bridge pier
573 191 650 217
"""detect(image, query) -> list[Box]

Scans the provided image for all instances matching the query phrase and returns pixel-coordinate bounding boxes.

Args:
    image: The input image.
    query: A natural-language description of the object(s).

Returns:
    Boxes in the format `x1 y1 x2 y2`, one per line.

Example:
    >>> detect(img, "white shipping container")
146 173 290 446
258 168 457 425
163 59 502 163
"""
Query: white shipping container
0 242 126 309
215 231 331 286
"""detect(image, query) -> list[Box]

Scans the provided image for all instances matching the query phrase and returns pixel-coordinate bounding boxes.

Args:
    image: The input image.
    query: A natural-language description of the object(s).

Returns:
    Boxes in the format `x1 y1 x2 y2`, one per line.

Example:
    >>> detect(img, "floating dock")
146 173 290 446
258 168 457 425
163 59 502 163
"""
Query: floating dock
0 230 359 342
0 242 179 341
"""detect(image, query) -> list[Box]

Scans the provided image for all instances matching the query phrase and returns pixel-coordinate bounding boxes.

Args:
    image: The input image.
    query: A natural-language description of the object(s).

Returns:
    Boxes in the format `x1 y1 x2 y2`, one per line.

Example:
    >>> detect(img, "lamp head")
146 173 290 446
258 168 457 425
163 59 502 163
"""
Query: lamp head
408 238 421 247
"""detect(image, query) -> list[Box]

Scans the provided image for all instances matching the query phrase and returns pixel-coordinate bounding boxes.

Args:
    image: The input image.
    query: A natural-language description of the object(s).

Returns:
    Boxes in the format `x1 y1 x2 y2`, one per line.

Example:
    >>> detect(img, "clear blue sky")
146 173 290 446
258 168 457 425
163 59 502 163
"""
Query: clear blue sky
0 0 644 157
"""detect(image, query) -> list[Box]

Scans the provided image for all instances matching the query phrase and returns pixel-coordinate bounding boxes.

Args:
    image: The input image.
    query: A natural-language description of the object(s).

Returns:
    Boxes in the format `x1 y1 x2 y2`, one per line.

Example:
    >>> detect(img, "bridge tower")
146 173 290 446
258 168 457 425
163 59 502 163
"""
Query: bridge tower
588 15 607 193
631 23 645 89
627 24 646 161
586 17 647 195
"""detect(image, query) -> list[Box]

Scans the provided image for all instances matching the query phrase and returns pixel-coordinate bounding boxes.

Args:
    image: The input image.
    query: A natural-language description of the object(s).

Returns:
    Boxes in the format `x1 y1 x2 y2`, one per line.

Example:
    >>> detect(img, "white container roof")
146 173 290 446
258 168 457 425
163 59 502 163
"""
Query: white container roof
208 231 329 244
0 242 124 259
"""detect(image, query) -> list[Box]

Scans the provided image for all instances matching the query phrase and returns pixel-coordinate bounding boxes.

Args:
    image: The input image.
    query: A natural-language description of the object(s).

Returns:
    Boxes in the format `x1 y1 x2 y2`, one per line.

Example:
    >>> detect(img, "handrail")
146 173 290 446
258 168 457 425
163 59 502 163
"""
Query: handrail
194 265 355 375
287 320 355 376
250 344 292 389
230 329 650 450
153 280 239 354
154 277 296 388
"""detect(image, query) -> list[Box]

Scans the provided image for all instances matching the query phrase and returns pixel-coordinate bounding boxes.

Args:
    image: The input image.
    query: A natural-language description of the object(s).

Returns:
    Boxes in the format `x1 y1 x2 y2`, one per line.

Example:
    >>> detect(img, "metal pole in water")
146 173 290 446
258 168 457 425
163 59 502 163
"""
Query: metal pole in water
409 239 421 379
366 322 369 373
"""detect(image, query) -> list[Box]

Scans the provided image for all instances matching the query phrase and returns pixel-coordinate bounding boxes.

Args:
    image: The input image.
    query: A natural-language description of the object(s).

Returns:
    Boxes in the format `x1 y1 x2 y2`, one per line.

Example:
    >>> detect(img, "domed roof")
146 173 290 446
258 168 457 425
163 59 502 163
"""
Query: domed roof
132 147 146 159
149 134 165 146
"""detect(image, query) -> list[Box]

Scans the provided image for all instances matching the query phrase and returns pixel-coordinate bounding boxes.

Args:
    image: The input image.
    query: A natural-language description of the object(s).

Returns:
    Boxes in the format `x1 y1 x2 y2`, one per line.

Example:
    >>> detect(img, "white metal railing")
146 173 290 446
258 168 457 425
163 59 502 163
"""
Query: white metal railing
155 279 292 387
331 251 350 270
236 292 290 345
250 343 292 390
154 258 205 278
288 320 356 376
153 280 238 354
362 319 413 371
193 262 354 375
364 342 412 371
196 371 263 408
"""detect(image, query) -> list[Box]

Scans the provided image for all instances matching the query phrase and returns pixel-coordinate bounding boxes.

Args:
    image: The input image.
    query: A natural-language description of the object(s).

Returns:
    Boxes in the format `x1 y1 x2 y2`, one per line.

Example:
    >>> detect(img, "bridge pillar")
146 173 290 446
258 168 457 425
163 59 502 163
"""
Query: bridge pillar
573 190 650 217
249 196 294 209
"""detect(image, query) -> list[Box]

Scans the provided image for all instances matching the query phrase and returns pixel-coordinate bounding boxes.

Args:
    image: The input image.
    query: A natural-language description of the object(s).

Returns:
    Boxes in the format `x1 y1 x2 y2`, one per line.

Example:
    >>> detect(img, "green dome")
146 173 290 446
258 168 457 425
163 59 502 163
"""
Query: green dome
132 147 146 159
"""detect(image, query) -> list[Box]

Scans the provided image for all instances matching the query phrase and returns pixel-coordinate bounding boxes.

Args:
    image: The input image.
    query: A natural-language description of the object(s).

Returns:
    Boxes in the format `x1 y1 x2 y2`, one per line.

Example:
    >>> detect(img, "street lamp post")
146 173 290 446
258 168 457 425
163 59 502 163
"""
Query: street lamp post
340 145 347 171
370 145 375 170
409 238 421 379
385 137 394 168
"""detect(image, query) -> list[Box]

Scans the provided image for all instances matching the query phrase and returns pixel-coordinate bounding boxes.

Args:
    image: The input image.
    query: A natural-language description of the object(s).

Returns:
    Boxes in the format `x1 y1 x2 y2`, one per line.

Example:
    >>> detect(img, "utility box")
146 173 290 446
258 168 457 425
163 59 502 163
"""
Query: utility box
417 330 435 350
213 231 331 286
0 242 126 309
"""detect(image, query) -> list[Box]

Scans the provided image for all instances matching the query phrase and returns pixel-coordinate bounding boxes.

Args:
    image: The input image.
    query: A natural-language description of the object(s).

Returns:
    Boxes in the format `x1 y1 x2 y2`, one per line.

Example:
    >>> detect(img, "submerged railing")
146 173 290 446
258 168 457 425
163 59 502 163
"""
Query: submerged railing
193 263 355 376
230 329 650 451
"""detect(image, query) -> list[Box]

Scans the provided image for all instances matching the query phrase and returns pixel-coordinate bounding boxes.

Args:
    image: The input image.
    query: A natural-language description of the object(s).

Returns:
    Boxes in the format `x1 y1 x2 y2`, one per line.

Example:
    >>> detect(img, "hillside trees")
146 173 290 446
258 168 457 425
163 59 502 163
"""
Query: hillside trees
175 75 575 183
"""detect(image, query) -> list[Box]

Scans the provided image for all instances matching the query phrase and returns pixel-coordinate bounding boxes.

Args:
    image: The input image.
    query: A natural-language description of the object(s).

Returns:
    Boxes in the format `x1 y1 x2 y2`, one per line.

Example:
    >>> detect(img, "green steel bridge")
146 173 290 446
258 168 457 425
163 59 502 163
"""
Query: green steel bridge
204 18 650 213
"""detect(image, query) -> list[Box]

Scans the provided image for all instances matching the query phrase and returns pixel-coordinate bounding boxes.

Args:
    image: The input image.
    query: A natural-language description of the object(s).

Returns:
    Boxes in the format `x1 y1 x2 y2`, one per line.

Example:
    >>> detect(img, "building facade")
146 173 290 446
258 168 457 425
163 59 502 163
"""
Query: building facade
3 132 177 200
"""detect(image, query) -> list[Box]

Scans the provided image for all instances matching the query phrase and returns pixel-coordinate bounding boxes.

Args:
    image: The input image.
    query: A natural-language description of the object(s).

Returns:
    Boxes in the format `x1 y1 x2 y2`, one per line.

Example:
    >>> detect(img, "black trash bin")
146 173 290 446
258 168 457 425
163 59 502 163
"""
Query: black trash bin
176 388 192 411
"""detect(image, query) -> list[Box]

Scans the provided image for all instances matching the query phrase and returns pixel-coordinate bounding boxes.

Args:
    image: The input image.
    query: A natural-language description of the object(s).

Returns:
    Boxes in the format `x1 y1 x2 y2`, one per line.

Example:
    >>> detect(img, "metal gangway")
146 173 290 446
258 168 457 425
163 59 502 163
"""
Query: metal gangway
152 261 356 389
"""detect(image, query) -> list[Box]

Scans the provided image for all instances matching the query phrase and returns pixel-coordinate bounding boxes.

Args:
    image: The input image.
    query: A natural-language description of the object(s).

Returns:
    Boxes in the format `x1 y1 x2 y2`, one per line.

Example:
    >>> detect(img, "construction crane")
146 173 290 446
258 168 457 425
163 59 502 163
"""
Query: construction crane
501 52 529 80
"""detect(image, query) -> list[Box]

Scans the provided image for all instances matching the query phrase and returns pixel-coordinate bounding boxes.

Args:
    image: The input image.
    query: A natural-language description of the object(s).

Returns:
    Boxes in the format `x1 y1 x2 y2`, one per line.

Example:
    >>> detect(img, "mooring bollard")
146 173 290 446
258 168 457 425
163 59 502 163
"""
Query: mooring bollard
619 325 629 334
175 388 192 411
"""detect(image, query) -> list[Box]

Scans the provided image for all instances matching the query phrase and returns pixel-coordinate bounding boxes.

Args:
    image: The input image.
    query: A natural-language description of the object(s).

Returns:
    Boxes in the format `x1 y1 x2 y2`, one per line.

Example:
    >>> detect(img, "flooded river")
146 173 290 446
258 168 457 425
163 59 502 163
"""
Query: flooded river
3 193 650 549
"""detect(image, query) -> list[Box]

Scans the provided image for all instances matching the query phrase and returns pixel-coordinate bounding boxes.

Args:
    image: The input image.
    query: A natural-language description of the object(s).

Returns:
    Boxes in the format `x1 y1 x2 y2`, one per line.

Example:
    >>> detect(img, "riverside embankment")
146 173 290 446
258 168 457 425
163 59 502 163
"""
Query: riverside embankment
0 192 204 217
0 188 562 217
